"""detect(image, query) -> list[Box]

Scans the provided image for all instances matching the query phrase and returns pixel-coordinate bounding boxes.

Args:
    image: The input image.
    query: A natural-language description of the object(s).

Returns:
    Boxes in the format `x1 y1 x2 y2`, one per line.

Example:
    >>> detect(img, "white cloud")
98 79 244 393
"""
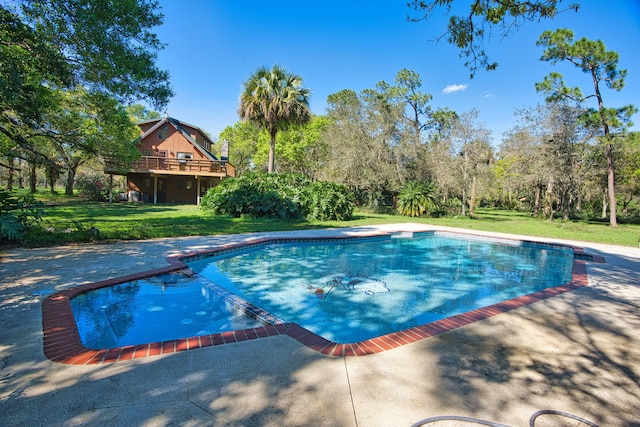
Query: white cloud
482 91 495 98
442 84 468 94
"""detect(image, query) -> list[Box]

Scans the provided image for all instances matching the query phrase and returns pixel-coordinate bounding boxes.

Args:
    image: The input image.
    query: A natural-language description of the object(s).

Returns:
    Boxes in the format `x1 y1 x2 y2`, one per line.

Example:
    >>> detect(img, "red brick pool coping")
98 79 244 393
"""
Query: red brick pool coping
41 233 604 364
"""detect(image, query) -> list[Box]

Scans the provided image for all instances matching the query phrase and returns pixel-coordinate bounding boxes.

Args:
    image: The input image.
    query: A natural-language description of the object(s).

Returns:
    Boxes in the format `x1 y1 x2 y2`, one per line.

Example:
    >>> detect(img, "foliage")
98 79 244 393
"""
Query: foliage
616 132 640 215
321 83 403 207
394 68 433 138
536 28 636 131
218 119 330 177
273 116 331 179
201 173 354 221
75 173 109 202
449 110 493 216
498 103 596 219
407 0 579 77
238 65 311 173
200 173 305 219
126 104 161 123
397 181 438 217
301 181 354 221
319 69 461 210
0 187 44 242
17 0 173 108
0 0 171 172
36 88 140 195
218 122 262 175
0 5 67 165
536 28 638 227
213 63 639 225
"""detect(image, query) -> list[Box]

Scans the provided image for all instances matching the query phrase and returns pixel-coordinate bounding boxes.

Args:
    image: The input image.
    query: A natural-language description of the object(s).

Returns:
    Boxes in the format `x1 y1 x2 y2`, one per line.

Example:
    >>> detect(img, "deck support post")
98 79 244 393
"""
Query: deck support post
153 175 158 205
196 176 201 206
108 174 114 203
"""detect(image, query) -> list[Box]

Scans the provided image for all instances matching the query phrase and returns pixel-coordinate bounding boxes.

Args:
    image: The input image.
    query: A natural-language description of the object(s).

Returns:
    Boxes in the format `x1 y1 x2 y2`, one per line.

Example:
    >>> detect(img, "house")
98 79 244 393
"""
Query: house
104 116 234 204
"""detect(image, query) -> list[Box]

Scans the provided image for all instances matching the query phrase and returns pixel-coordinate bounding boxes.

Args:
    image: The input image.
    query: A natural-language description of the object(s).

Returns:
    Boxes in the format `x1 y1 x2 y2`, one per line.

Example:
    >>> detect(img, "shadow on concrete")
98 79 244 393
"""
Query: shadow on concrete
420 257 640 426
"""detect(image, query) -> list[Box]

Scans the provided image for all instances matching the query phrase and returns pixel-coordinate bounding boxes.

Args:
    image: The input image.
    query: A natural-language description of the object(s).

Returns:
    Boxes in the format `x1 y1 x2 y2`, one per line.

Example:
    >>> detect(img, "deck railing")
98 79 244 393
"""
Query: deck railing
105 156 235 177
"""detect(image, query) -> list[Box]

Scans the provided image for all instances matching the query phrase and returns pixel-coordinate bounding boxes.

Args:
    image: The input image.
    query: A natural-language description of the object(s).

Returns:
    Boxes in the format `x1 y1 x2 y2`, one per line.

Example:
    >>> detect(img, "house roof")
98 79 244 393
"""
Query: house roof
138 116 219 161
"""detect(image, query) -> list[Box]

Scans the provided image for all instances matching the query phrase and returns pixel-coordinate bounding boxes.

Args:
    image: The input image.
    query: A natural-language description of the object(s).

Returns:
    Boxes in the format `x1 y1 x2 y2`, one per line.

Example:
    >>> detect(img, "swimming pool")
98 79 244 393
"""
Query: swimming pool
70 231 575 350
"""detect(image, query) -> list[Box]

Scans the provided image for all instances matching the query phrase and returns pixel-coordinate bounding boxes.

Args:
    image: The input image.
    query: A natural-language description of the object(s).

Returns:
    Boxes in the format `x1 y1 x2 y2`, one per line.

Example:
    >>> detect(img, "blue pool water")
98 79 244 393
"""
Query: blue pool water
71 232 574 348
71 273 264 349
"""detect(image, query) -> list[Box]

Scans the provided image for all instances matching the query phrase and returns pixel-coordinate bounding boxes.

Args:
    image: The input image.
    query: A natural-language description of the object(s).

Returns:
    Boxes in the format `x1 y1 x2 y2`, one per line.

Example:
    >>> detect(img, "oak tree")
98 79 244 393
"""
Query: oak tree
1 0 172 168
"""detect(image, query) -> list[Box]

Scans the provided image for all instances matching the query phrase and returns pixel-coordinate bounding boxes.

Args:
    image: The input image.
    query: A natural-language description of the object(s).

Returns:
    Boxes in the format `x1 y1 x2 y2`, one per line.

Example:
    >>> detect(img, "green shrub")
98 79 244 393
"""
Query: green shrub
76 173 109 201
302 181 354 221
201 173 354 221
0 188 44 242
201 173 302 219
397 181 439 217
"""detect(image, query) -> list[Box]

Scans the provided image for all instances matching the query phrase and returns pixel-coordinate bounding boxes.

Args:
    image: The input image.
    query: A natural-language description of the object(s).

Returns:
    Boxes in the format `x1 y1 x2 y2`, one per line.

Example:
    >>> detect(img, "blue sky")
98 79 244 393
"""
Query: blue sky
152 1 640 145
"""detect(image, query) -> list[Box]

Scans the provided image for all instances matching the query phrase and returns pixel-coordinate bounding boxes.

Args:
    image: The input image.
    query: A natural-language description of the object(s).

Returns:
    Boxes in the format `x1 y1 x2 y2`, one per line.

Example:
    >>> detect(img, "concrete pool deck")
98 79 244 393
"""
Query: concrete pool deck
1 224 639 426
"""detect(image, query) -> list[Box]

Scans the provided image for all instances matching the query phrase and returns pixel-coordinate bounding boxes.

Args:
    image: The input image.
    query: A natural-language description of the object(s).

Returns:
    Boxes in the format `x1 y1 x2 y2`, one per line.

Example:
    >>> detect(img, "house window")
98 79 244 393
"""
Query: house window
157 125 168 139
177 152 193 160
143 178 152 188
142 149 153 157
177 180 193 190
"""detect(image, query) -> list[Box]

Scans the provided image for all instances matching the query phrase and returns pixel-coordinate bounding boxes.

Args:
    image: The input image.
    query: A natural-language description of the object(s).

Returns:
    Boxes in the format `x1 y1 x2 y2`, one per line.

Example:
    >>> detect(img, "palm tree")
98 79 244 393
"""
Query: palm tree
238 65 311 173
397 180 439 217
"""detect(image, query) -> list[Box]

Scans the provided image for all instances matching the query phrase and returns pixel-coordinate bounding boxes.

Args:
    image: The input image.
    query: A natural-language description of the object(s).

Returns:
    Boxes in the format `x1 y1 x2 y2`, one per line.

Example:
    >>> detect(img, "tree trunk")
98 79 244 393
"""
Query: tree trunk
6 157 14 191
562 191 570 220
65 168 77 195
602 192 607 219
534 184 541 216
108 174 114 203
557 184 571 220
622 196 631 216
461 150 468 216
29 162 37 193
545 176 554 221
18 158 24 188
469 175 477 216
268 130 277 173
46 164 59 193
461 186 467 216
606 142 617 226
592 65 617 227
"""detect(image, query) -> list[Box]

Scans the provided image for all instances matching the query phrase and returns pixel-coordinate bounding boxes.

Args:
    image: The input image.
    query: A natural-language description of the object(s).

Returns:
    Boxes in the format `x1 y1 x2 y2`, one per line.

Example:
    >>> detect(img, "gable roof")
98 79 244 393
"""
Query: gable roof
137 116 219 161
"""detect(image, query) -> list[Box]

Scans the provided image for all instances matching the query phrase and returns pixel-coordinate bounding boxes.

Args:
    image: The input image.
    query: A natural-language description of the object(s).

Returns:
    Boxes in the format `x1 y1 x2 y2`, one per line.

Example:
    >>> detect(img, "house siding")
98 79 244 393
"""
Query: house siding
138 126 210 162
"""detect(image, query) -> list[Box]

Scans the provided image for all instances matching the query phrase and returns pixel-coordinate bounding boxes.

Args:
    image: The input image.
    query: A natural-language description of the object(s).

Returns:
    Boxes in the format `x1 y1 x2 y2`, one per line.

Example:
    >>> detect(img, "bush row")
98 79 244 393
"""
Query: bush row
200 173 354 221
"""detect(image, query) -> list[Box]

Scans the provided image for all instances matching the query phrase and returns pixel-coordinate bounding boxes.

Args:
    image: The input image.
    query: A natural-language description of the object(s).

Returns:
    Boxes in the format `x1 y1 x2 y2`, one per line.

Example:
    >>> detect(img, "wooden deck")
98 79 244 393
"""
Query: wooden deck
104 156 235 177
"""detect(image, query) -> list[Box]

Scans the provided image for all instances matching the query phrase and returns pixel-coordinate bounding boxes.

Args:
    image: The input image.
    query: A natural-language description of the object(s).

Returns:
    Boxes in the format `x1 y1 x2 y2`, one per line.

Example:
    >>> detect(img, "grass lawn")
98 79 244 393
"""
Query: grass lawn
22 192 640 247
